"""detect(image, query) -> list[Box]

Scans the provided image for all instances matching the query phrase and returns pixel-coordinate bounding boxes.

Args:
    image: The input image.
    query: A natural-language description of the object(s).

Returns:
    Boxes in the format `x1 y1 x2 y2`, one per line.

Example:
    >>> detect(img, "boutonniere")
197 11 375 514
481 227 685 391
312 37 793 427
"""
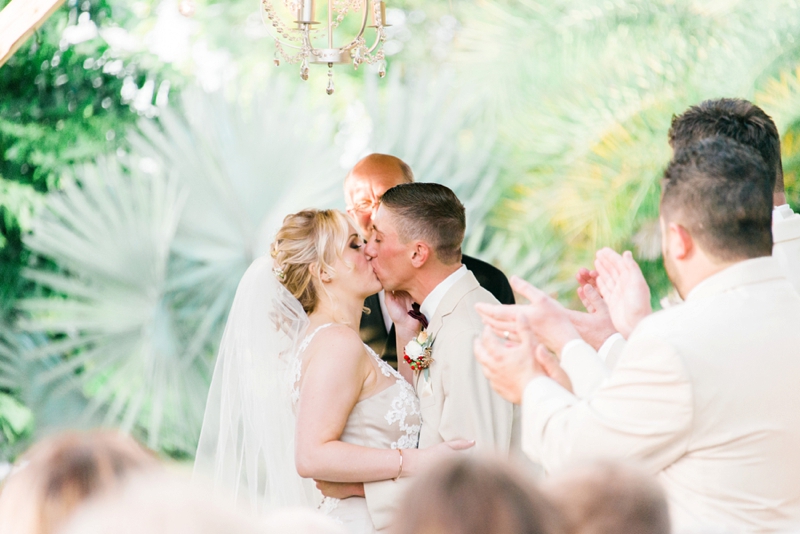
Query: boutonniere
403 329 434 379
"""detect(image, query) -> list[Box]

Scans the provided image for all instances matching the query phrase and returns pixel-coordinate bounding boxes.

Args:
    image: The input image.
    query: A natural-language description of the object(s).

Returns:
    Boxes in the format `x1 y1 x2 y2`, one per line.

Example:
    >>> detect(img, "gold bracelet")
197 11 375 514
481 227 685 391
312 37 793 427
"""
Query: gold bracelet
393 449 404 481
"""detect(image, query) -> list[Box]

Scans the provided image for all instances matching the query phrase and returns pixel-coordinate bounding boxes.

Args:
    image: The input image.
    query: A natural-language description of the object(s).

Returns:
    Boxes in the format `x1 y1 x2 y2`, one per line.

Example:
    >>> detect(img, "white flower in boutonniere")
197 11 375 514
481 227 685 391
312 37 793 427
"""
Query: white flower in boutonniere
403 329 434 379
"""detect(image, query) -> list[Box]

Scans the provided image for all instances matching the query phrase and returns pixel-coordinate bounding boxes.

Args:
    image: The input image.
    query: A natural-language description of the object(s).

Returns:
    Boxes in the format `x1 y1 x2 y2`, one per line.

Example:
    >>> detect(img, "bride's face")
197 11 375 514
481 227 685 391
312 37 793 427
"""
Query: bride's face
330 226 382 299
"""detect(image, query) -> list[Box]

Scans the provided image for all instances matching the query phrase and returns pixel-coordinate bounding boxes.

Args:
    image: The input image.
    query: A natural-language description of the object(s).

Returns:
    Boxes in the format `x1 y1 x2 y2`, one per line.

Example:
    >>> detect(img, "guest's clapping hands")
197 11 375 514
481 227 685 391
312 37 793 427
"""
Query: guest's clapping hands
475 276 581 353
475 276 580 403
474 314 539 404
508 276 582 354
594 249 652 338
475 313 574 404
565 270 618 350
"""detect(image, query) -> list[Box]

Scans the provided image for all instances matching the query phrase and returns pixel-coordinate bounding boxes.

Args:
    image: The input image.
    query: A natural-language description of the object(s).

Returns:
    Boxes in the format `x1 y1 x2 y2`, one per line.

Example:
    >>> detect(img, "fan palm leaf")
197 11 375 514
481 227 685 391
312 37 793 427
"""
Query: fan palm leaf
17 158 198 450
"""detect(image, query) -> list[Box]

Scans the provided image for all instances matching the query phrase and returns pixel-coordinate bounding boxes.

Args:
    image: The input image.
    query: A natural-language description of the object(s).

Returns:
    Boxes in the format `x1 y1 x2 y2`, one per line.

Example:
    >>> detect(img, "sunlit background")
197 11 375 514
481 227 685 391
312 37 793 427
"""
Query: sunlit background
2 0 800 465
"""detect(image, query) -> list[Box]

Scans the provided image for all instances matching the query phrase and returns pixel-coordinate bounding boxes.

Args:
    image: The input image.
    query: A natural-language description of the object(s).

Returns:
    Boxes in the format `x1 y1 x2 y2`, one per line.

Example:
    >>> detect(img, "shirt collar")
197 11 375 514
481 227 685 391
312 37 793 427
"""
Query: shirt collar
685 256 785 302
419 265 468 323
773 204 795 221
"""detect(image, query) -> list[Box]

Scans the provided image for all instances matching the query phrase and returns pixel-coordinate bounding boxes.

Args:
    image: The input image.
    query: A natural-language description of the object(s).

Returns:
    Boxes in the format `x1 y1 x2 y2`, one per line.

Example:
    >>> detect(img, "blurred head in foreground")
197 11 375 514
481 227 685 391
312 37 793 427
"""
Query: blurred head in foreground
390 456 563 534
541 462 670 534
0 430 159 534
60 473 344 534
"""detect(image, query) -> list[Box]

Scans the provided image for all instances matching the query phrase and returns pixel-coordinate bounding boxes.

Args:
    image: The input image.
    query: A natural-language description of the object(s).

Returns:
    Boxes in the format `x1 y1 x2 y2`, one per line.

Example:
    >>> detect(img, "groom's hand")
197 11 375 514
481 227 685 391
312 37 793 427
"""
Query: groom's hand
314 480 365 499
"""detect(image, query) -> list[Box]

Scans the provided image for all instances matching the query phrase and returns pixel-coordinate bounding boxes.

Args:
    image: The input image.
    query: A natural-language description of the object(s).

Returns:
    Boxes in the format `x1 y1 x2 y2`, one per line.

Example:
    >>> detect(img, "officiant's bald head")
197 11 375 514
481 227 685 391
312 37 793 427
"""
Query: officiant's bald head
345 154 414 238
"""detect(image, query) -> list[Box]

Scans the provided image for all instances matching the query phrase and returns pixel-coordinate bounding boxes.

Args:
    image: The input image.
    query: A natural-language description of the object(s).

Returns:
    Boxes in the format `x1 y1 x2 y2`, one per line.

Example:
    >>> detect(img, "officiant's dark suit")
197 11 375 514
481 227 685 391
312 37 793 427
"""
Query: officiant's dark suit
360 254 515 368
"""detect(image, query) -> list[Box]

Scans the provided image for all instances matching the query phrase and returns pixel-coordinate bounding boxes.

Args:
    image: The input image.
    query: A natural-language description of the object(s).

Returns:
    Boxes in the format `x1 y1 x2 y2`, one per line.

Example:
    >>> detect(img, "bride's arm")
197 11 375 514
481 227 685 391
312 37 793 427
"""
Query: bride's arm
295 326 406 483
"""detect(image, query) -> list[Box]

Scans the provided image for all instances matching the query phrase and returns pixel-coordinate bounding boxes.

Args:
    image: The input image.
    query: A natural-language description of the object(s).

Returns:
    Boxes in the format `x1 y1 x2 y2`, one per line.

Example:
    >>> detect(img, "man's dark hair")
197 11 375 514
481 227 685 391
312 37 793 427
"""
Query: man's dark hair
380 182 465 264
669 98 783 193
661 136 773 261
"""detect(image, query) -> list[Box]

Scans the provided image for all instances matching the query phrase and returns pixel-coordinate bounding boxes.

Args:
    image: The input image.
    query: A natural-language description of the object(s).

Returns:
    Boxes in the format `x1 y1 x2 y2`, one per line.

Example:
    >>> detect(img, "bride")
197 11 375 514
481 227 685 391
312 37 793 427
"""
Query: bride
194 209 472 533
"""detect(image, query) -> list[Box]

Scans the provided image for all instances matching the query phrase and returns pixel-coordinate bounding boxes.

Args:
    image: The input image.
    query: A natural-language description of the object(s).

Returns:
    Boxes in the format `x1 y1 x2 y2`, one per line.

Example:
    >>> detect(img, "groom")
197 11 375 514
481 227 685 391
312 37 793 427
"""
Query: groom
320 182 518 530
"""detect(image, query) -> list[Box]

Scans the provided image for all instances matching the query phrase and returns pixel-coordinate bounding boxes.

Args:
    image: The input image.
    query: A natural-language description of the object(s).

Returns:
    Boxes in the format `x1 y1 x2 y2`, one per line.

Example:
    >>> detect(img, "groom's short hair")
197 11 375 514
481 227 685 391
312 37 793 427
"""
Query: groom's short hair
661 136 773 261
380 183 465 265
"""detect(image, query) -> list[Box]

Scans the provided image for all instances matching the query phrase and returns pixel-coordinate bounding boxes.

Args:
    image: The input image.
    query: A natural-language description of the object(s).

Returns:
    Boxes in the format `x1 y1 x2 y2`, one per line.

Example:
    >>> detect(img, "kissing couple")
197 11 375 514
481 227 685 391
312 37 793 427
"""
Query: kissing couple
194 181 519 533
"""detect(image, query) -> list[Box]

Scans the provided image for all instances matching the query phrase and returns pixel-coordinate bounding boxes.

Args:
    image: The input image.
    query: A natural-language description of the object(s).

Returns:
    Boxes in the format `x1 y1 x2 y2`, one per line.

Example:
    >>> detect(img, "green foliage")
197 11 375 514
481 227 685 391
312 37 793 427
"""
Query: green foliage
0 0 178 320
1 0 133 191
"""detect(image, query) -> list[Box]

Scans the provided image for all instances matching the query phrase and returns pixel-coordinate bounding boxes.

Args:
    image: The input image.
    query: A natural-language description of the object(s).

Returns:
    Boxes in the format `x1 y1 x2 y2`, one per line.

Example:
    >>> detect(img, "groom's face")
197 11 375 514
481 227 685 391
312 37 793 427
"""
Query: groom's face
364 205 415 292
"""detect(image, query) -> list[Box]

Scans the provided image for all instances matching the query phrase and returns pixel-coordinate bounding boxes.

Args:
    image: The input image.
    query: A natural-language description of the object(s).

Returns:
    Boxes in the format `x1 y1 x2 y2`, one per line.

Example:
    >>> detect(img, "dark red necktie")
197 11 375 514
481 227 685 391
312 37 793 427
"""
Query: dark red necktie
408 303 429 329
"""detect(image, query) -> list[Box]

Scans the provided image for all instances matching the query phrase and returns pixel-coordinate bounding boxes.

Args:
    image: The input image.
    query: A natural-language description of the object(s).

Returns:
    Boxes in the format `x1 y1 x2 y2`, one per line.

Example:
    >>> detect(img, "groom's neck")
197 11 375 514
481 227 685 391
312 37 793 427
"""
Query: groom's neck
407 262 462 304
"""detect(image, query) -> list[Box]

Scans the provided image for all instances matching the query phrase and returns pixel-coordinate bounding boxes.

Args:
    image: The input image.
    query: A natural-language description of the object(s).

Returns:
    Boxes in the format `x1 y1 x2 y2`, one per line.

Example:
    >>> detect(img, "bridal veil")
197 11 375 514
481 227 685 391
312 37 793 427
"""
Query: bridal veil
193 255 320 513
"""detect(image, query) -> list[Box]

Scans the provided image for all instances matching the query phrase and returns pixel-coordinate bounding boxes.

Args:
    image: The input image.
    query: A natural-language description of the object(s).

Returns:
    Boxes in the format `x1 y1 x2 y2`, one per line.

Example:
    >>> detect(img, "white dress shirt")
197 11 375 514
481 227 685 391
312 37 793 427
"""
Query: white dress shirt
772 204 800 293
419 265 468 323
376 290 392 333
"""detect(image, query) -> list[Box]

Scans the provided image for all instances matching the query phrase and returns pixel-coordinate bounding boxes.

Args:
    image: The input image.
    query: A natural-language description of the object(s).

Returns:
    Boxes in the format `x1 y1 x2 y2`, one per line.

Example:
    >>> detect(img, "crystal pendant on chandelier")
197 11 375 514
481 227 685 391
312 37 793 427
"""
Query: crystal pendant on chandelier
300 57 309 80
262 0 390 93
326 66 335 95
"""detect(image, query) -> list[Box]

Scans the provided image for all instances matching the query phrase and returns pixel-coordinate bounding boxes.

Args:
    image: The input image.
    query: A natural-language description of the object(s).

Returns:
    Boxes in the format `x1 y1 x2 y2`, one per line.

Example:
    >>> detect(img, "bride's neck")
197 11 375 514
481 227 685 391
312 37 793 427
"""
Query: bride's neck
310 293 364 332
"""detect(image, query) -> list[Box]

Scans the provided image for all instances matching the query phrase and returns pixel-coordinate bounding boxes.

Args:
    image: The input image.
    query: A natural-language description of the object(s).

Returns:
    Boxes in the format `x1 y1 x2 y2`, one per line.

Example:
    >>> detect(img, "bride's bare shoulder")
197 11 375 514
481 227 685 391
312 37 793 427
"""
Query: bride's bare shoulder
303 323 366 364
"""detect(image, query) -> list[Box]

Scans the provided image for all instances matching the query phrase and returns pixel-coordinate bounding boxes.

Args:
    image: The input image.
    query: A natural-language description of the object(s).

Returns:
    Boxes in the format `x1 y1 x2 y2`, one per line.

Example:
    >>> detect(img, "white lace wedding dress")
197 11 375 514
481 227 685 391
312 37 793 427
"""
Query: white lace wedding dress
193 257 419 532
295 324 421 534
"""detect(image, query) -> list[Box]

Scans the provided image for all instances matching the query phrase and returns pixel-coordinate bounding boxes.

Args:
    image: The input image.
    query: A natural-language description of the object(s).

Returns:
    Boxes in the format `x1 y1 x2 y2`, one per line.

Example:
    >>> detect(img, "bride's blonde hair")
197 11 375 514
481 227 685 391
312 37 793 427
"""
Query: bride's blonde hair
271 209 354 314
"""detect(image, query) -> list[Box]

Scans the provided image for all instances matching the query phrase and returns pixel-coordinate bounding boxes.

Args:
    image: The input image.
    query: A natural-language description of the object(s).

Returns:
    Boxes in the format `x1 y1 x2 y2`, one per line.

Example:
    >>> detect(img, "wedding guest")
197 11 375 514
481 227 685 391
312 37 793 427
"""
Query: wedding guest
390 456 563 534
475 137 800 532
344 153 514 367
669 98 800 293
542 462 670 534
59 473 285 534
0 430 159 534
568 98 800 370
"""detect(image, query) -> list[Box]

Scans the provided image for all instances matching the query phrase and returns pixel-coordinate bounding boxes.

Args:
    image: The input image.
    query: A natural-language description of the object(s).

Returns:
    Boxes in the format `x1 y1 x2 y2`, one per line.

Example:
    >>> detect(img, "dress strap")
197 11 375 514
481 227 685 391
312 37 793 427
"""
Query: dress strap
297 323 335 355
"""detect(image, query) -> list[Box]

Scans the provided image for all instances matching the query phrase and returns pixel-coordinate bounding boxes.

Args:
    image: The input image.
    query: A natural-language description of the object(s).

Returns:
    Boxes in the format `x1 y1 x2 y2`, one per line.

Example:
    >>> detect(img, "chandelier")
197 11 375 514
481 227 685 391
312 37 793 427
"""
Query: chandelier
261 0 389 94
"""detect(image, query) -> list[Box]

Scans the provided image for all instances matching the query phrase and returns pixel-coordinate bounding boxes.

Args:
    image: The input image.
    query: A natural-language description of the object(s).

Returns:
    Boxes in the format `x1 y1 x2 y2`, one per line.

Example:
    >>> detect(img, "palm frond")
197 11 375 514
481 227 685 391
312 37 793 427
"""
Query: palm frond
18 158 200 450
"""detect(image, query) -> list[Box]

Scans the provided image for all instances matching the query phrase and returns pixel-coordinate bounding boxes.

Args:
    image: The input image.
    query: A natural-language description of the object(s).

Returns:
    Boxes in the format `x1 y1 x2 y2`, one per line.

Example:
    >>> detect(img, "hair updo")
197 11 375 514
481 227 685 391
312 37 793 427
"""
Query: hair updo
271 209 355 314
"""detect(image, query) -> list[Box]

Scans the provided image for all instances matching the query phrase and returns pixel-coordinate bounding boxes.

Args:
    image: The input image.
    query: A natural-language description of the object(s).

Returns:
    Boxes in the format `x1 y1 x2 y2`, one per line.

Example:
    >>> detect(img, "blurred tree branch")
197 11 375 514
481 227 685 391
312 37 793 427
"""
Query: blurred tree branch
0 0 65 67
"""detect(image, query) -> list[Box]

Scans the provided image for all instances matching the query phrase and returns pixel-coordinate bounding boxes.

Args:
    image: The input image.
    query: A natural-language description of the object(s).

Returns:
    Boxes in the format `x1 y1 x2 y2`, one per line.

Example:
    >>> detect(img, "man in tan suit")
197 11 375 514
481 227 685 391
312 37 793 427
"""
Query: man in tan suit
476 137 800 532
567 98 800 375
353 182 516 530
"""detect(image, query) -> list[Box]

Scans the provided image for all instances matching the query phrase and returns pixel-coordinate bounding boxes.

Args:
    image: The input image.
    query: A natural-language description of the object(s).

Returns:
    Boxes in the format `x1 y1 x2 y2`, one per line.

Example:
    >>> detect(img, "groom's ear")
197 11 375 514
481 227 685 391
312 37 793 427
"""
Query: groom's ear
410 242 430 268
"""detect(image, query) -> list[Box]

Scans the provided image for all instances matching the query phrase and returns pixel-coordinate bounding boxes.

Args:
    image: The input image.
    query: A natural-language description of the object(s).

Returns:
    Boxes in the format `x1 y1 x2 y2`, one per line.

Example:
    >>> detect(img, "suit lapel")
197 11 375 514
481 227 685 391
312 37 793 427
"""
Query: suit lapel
413 272 480 392
426 271 480 341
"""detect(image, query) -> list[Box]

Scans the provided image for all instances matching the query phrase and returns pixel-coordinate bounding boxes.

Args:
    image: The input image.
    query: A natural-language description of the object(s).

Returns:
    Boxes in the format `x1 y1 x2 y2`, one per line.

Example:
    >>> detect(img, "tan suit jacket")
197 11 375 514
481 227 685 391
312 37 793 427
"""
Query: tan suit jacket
364 271 518 530
523 257 800 532
564 209 800 399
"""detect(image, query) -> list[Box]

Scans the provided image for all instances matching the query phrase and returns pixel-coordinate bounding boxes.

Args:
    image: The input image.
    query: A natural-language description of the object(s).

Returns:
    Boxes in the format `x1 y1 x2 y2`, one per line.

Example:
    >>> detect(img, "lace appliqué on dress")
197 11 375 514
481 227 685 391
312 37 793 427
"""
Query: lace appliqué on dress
365 346 421 450
290 323 335 406
318 496 342 522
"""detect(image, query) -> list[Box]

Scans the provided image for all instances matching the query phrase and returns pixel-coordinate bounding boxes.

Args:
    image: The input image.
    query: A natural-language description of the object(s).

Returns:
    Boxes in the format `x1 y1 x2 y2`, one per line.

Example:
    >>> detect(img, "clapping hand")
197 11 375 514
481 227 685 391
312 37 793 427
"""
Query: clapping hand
564 267 619 350
475 313 574 404
594 248 652 338
475 277 581 355
474 313 541 404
